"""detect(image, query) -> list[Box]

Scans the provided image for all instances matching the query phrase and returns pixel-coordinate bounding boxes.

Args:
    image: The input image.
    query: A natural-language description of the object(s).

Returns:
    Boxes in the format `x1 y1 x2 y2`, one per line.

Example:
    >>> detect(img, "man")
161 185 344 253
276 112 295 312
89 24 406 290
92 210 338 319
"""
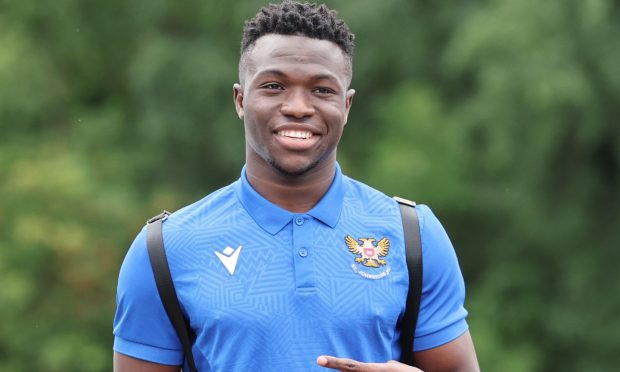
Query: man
113 1 479 371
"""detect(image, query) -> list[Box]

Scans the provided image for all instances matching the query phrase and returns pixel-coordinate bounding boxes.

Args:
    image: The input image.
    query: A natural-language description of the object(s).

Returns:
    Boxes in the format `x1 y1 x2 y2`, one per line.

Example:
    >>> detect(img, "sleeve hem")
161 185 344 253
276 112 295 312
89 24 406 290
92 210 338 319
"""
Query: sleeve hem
113 336 184 366
413 320 469 352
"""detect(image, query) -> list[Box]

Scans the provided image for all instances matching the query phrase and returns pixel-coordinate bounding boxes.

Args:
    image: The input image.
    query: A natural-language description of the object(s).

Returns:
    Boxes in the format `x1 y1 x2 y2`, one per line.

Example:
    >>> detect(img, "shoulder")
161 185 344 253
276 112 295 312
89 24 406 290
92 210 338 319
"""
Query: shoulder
415 204 458 261
343 175 399 211
161 181 240 230
415 204 439 236
341 174 450 230
119 181 241 285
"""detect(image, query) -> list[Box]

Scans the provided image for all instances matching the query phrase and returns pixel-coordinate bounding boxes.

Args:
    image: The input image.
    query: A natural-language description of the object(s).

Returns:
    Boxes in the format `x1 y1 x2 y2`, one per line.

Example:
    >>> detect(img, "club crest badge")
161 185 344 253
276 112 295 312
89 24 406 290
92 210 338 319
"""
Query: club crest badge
345 235 391 279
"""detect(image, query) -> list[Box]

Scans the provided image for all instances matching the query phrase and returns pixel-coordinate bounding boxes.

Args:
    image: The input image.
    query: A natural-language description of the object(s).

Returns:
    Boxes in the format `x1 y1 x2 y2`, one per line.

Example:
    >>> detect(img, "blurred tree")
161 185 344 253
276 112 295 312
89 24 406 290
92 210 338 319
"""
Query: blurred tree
0 0 618 371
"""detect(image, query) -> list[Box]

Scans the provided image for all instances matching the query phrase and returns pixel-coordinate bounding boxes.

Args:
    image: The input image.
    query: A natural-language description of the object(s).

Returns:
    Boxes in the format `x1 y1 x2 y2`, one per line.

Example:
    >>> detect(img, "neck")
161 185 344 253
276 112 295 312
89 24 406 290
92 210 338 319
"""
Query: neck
245 160 336 214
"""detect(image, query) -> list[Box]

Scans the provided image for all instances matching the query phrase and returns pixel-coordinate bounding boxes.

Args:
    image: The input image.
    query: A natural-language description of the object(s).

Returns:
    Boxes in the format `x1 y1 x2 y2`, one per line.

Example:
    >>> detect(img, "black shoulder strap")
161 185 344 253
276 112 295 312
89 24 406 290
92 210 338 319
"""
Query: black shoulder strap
394 196 423 366
146 211 198 372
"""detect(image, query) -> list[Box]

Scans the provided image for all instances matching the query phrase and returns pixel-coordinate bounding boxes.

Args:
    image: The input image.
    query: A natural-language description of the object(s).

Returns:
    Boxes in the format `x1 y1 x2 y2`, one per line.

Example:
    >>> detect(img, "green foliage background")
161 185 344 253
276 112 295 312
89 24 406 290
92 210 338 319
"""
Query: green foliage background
1 0 619 370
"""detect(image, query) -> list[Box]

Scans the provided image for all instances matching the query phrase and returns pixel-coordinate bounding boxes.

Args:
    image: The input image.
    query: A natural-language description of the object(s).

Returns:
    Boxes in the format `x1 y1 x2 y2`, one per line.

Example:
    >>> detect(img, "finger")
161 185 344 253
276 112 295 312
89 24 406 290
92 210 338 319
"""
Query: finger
317 356 423 372
316 355 384 371
317 355 360 370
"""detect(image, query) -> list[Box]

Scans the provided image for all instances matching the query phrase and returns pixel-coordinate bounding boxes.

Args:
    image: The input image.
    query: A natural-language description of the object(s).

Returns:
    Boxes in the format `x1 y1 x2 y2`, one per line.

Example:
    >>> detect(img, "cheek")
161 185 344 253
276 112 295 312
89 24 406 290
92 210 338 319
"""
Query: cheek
243 104 275 146
322 104 348 131
245 97 278 125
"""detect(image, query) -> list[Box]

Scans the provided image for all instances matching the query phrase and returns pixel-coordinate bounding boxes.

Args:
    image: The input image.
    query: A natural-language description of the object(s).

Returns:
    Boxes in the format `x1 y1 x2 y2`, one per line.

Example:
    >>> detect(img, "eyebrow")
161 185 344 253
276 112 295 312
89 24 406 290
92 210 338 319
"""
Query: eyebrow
309 74 339 83
255 69 340 84
255 69 287 78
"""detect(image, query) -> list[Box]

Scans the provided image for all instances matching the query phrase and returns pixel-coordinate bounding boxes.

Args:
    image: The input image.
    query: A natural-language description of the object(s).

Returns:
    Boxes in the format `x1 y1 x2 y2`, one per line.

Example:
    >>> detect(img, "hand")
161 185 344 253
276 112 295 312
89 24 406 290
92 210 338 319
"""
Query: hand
316 356 423 372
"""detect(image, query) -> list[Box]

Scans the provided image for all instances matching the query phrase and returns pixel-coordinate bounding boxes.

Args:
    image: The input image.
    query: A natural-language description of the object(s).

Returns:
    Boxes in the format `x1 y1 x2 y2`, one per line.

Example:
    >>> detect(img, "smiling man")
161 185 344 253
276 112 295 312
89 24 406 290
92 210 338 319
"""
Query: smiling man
113 2 479 371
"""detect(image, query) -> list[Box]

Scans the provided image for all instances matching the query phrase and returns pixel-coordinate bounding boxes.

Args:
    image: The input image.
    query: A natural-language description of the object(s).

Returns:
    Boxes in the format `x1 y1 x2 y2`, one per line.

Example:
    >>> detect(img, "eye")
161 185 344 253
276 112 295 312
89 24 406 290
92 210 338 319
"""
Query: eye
312 87 336 95
260 83 284 90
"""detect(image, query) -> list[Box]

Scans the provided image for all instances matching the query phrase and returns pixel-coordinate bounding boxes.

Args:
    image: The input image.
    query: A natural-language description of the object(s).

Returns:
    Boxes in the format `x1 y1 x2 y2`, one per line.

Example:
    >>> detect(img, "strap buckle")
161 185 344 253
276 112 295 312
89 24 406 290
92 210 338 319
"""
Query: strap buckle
146 210 171 224
393 196 416 207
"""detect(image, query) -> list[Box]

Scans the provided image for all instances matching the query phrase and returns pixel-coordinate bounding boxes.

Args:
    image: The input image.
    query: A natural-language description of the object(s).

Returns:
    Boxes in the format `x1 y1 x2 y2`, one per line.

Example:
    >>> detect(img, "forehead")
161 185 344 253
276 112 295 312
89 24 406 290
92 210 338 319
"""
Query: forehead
243 34 350 84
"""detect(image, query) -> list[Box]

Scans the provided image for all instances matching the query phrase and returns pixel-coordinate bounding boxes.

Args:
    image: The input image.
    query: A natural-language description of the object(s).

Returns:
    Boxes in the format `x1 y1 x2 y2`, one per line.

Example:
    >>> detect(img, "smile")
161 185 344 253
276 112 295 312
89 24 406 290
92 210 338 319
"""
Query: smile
277 130 314 140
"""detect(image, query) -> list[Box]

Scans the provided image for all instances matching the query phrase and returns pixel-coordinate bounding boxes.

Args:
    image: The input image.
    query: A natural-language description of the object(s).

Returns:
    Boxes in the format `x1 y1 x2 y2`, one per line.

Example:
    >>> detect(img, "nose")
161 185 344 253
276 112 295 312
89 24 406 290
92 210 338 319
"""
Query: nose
280 89 315 118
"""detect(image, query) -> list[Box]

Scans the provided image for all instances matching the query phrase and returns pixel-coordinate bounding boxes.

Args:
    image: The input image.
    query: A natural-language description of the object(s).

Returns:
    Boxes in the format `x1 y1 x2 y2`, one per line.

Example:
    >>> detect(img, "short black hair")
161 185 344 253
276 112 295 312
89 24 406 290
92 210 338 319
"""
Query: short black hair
241 1 355 58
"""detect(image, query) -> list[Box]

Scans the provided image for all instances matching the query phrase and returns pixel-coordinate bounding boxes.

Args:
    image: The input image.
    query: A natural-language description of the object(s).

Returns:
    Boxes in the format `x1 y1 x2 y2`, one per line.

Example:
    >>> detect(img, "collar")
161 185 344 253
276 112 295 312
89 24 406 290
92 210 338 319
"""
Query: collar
235 163 346 235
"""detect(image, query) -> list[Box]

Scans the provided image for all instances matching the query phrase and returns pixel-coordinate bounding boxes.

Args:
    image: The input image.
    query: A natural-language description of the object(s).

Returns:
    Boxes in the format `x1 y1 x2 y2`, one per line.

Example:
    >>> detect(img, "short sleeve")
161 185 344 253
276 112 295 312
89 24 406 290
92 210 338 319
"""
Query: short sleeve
112 227 184 365
413 205 469 351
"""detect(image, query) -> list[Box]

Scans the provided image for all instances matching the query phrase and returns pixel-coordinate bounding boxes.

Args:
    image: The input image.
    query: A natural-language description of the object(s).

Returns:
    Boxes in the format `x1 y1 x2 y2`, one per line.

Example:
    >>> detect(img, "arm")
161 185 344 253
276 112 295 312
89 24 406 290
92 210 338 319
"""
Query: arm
316 330 479 372
113 229 186 368
414 331 479 372
113 352 180 372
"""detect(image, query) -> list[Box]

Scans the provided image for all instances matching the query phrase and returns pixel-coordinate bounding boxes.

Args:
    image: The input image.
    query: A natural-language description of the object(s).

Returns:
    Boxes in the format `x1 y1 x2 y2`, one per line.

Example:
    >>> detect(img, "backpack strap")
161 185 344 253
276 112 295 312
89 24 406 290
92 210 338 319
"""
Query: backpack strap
394 196 424 366
146 211 198 372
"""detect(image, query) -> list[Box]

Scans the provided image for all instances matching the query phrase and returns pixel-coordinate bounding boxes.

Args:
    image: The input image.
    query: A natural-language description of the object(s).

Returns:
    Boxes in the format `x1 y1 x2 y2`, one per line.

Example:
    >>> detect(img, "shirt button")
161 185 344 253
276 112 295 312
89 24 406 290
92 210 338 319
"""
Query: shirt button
295 216 305 226
298 248 308 257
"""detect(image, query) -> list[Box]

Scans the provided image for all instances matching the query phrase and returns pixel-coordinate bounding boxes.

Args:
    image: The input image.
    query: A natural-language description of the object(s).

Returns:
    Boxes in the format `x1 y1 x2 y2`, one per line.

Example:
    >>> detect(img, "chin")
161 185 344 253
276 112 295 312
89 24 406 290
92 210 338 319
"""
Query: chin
268 158 321 177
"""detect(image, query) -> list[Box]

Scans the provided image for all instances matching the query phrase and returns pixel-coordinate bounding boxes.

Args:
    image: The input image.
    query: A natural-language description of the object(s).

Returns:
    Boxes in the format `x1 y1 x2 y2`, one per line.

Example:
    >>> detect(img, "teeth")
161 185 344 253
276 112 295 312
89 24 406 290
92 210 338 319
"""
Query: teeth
278 130 313 139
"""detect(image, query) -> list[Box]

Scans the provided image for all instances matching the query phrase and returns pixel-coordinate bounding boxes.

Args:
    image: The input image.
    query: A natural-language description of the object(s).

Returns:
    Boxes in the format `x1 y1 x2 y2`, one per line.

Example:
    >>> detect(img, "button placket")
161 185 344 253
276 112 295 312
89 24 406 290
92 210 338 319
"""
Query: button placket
292 214 315 290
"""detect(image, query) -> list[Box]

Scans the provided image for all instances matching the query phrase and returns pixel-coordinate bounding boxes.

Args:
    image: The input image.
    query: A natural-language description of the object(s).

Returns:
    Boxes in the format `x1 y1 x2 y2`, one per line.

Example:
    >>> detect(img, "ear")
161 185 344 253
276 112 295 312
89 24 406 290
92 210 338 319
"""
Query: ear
343 89 355 125
233 83 244 120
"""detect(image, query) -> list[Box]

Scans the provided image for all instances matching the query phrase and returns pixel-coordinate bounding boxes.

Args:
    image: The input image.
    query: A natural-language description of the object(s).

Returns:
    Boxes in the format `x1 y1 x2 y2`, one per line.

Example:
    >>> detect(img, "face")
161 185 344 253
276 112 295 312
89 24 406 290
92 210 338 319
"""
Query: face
234 34 355 178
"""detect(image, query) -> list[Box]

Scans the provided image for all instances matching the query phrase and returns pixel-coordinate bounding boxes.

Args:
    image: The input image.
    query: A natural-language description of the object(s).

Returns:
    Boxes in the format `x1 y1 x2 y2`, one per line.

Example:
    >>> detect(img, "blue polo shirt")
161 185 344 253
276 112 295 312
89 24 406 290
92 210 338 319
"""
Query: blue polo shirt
113 164 468 371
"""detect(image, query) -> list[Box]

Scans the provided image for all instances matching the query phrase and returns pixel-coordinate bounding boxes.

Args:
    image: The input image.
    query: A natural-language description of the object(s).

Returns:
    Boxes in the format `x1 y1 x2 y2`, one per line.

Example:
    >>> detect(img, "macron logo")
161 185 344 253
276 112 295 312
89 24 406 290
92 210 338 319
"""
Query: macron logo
214 246 242 275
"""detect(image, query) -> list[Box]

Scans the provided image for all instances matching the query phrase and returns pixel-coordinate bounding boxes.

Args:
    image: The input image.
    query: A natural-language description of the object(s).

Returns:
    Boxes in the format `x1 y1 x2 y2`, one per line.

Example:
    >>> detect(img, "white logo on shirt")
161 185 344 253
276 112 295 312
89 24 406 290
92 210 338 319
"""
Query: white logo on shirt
215 245 242 275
